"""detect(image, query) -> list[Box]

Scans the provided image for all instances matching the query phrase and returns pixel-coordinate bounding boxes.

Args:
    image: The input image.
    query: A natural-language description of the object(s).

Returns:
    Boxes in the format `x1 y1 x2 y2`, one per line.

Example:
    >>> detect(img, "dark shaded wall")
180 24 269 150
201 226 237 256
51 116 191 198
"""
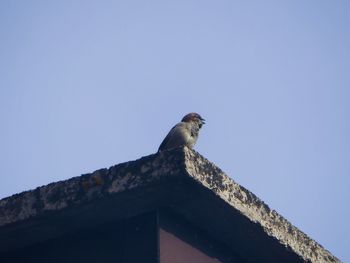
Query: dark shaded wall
1 211 241 263
1 213 158 263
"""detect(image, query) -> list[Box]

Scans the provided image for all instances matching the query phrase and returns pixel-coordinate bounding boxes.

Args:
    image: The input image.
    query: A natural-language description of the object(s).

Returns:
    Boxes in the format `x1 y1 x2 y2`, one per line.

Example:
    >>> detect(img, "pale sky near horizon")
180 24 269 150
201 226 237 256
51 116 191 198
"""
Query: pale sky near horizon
1 1 349 261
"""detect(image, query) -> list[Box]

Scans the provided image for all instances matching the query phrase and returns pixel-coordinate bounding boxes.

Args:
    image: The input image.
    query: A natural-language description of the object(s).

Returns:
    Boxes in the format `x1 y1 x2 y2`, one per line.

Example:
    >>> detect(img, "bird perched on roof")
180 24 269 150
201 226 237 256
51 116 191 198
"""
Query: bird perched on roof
158 113 205 152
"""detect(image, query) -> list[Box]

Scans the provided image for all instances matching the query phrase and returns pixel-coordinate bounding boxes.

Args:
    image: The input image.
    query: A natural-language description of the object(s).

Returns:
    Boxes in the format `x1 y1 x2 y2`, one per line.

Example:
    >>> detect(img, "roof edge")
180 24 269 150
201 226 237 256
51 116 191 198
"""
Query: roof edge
183 147 339 263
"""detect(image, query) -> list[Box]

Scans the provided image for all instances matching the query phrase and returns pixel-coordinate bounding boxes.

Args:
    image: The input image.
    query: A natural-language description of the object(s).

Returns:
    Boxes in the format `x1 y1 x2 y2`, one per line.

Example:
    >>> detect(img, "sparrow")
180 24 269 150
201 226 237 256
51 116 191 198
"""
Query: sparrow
158 113 205 152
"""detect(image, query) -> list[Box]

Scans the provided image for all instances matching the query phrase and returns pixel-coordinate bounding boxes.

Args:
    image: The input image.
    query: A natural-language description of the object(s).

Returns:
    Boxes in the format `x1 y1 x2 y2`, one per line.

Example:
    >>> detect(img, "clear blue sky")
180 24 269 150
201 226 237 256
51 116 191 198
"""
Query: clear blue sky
1 1 349 261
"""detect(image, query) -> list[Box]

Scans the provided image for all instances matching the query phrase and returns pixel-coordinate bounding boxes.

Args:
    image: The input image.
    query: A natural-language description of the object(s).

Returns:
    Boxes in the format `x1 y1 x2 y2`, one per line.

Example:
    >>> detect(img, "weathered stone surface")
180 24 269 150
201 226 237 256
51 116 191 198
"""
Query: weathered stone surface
0 147 339 263
184 149 340 263
0 150 184 227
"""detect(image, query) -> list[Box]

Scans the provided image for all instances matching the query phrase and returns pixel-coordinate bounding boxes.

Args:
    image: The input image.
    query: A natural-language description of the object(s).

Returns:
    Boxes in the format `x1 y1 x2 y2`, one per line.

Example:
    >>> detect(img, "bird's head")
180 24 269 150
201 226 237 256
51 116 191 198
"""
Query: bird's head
181 112 205 128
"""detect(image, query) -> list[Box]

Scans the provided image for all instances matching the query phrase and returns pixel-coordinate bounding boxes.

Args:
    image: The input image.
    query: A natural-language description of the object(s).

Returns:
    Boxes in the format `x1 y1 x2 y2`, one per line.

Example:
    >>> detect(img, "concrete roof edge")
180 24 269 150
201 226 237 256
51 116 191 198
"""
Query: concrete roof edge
0 147 340 262
0 149 186 227
182 147 340 263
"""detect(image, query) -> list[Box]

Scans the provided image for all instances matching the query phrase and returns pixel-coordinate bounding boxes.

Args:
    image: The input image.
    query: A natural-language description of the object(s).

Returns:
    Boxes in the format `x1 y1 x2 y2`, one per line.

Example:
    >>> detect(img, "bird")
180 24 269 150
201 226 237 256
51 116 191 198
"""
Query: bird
158 113 205 152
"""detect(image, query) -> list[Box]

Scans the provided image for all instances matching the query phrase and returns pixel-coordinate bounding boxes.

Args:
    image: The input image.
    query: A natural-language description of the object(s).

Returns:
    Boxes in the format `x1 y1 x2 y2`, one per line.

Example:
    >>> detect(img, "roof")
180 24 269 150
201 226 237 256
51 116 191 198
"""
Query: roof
0 147 339 262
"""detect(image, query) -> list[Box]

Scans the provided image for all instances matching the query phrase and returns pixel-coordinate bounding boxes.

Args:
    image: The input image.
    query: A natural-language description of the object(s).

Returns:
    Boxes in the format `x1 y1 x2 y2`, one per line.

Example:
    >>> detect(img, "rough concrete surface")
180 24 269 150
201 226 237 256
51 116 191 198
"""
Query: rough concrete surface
184 148 340 263
0 147 340 262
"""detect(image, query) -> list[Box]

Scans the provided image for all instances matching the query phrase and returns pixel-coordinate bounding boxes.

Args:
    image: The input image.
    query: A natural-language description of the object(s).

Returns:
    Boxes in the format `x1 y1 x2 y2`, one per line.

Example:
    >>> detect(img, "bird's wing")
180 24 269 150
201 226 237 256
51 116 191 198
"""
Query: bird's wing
158 124 177 152
158 123 188 152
